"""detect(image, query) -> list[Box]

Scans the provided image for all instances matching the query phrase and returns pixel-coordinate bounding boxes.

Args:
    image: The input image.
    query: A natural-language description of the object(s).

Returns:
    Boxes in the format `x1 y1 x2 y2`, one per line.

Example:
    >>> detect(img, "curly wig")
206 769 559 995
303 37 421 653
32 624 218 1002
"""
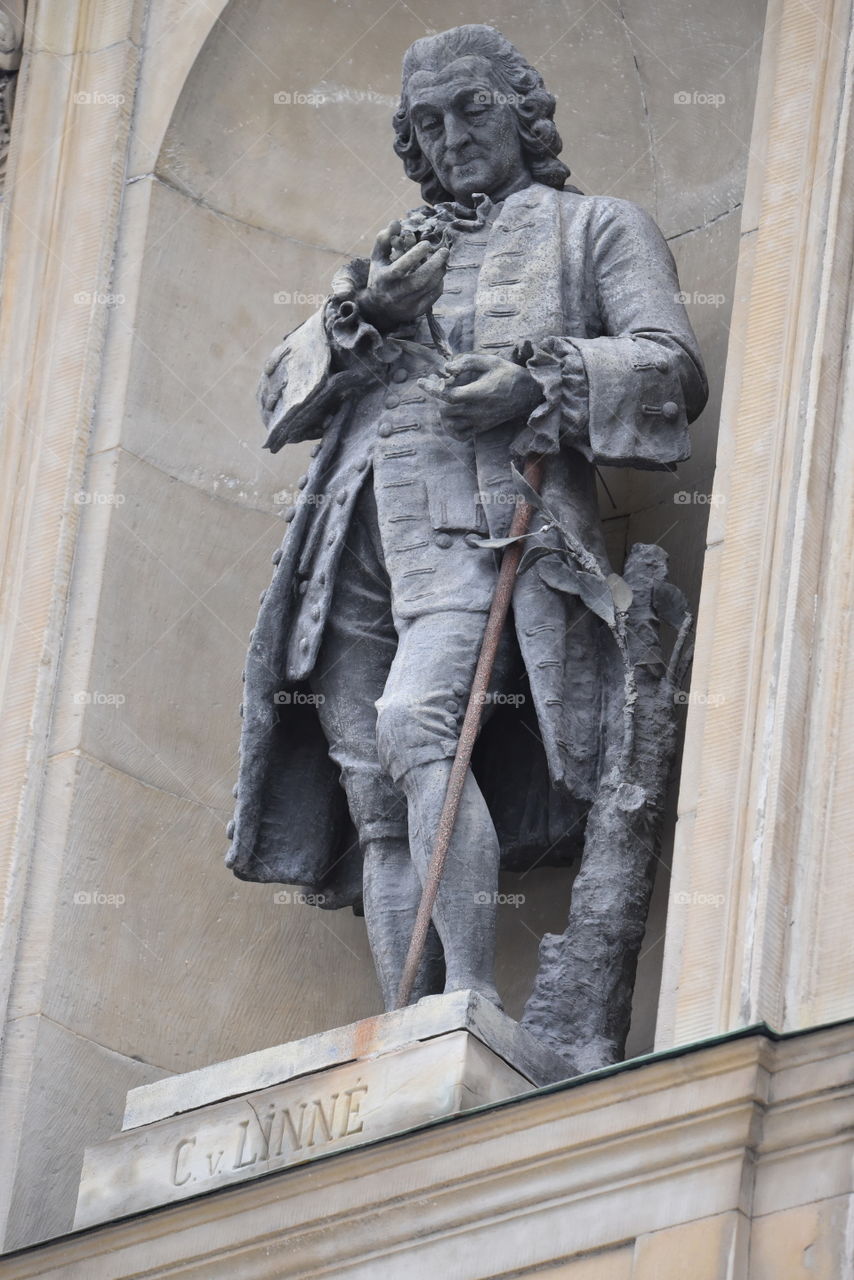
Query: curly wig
393 25 570 205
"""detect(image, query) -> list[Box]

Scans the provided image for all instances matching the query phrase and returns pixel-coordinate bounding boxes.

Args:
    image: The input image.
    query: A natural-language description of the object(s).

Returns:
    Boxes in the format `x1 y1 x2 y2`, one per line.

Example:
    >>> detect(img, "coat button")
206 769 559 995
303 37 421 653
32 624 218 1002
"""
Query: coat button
285 509 296 522
464 533 483 548
226 819 235 840
297 475 308 489
385 394 400 409
662 401 679 421
655 357 669 372
299 580 308 594
435 533 452 549
452 681 467 698
392 367 408 383
336 490 347 505
445 699 459 713
378 422 393 437
272 547 282 565
311 606 321 621
300 637 309 653
356 457 369 471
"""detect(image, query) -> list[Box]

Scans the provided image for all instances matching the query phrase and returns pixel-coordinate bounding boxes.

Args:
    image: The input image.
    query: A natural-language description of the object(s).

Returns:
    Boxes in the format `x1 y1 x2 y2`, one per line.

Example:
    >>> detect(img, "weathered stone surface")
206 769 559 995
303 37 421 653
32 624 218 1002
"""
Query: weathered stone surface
2 1017 169 1252
40 755 380 1073
533 1252 634 1279
749 1198 852 1280
48 447 280 810
108 176 344 508
633 1211 749 1278
76 1028 531 1228
123 989 568 1130
621 0 768 238
657 0 854 1048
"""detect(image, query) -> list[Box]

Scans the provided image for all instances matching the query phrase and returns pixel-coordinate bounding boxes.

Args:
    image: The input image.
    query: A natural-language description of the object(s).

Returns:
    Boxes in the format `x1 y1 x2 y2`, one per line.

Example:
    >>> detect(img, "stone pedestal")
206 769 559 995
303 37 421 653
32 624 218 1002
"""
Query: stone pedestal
74 991 568 1230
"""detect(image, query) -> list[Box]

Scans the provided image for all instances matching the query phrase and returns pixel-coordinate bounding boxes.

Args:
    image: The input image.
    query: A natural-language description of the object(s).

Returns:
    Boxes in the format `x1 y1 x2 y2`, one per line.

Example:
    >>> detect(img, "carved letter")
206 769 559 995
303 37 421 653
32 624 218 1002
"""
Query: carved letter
274 1101 307 1155
171 1136 196 1186
306 1092 339 1147
233 1119 257 1169
341 1085 369 1137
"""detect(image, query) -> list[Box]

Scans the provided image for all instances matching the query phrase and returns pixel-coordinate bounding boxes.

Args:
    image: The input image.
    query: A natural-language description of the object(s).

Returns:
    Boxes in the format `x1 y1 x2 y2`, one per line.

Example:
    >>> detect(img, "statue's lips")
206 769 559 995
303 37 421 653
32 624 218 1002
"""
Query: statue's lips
445 154 486 172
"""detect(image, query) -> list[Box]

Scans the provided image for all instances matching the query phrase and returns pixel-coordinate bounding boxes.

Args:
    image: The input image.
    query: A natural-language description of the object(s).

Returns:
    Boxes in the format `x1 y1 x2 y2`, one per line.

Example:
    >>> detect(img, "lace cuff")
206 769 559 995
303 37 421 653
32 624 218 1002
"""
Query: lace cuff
511 338 591 460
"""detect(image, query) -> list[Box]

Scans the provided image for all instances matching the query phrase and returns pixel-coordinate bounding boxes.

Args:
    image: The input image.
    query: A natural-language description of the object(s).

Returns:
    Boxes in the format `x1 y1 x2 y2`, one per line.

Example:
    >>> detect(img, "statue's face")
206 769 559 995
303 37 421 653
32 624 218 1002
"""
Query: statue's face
408 55 531 204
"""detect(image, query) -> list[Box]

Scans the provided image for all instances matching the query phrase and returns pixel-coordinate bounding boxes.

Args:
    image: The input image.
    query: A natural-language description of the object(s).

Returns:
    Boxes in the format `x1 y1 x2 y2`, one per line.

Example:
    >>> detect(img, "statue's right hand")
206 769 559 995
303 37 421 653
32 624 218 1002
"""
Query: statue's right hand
357 221 449 331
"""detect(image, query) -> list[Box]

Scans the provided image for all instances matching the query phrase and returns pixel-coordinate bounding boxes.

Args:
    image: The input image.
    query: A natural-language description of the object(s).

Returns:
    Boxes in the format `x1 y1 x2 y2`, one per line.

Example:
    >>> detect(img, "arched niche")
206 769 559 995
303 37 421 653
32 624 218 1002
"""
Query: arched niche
3 0 767 1247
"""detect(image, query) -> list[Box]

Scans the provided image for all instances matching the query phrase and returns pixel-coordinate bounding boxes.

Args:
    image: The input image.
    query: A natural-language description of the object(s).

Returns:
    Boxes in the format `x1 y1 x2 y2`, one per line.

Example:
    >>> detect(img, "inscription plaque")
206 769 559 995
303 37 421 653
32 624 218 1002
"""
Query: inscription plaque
75 1030 531 1228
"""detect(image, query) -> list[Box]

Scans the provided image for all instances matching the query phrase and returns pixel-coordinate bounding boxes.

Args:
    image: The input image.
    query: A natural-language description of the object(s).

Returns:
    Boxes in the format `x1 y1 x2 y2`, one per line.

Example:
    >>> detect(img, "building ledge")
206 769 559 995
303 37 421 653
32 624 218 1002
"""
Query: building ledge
2 1018 853 1277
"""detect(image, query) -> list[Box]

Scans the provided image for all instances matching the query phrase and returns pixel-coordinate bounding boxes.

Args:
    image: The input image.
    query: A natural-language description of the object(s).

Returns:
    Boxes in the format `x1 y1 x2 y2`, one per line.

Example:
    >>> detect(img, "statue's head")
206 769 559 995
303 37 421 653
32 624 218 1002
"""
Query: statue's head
393 25 569 206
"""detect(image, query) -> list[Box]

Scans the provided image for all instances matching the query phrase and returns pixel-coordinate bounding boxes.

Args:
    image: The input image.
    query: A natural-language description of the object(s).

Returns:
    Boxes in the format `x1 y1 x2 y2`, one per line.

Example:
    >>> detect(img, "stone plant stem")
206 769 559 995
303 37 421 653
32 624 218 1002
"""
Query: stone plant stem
521 545 683 1072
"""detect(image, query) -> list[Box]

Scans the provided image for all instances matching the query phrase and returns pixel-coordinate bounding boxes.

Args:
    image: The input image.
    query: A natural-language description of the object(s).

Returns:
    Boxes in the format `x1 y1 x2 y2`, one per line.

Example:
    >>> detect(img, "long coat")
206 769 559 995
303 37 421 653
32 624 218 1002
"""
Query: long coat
226 184 707 906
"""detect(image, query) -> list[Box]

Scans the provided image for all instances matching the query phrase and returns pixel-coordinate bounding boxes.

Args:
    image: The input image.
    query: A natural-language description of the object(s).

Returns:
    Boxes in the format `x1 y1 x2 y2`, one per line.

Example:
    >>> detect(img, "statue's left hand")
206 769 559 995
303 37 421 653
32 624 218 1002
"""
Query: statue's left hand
419 354 543 434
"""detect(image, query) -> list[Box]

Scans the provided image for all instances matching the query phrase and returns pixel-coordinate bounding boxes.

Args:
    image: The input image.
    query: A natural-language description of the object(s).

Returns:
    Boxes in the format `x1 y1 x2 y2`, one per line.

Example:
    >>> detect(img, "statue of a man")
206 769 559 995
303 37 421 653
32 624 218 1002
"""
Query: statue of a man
227 25 707 1069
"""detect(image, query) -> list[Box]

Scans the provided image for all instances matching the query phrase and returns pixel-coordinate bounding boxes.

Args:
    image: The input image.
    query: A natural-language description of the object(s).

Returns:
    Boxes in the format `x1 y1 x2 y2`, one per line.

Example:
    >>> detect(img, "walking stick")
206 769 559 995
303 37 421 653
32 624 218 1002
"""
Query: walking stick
395 454 545 1009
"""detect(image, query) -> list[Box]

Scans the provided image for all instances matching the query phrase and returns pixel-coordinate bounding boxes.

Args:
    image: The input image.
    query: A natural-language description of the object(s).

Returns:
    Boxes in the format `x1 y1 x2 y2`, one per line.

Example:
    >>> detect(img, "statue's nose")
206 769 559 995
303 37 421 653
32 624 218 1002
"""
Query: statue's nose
443 113 473 153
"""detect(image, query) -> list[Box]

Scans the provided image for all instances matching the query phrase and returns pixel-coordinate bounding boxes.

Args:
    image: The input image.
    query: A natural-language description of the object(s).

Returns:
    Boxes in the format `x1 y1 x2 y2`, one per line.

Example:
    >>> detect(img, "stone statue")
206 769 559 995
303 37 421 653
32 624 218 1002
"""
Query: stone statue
227 25 707 1075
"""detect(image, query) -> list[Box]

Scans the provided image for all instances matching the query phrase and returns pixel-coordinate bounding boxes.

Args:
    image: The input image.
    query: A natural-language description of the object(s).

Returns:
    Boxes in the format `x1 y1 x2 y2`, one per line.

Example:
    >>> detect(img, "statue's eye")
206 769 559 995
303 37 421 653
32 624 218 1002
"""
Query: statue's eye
420 115 441 134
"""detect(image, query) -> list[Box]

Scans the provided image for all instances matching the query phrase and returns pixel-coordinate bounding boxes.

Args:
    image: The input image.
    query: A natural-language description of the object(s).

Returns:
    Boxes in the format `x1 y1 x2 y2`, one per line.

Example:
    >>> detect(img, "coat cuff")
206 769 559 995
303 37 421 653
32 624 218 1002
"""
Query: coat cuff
572 335 692 469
